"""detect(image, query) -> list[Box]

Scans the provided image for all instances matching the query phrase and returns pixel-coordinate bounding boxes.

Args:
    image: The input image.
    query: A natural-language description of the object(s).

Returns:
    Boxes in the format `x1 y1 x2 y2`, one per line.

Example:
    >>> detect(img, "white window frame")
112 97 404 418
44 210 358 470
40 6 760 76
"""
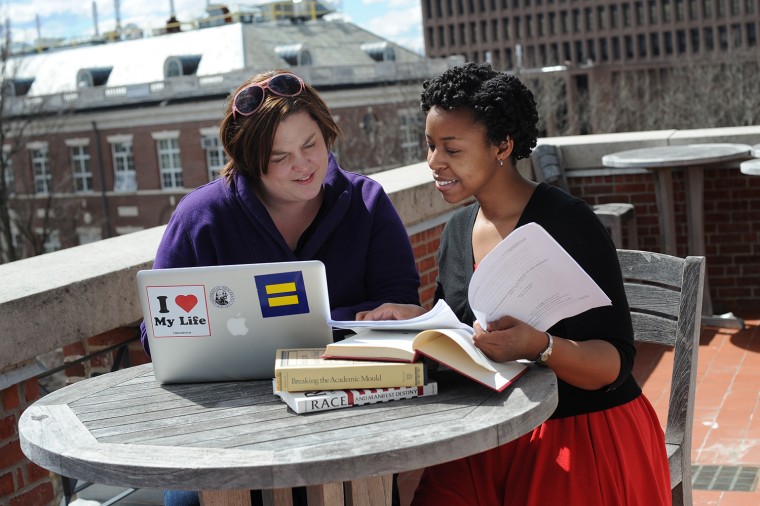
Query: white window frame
152 131 183 190
28 141 52 195
398 109 424 164
108 134 136 192
66 138 93 193
200 127 227 181
2 145 13 196
36 228 61 253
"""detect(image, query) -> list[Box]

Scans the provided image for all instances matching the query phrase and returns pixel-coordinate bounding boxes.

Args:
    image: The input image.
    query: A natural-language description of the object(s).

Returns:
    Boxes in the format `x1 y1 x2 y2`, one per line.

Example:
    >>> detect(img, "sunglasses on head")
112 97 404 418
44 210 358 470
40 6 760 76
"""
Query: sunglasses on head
232 73 306 121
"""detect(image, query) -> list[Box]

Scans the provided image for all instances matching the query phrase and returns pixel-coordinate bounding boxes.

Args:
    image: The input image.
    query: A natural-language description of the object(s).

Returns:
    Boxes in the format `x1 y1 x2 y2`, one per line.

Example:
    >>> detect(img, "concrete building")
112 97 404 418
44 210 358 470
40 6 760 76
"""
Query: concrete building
0 3 459 261
420 0 760 134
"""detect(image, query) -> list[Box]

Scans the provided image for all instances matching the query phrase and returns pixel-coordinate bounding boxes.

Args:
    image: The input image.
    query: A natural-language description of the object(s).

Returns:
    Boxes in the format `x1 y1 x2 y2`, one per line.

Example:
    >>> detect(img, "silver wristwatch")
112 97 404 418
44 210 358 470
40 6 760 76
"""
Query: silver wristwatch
535 332 553 366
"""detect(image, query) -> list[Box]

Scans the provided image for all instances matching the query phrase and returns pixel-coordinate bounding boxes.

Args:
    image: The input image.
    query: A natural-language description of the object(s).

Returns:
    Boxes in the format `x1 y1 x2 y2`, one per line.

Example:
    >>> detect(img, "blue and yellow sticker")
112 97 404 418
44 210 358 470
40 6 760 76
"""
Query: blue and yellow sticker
254 271 310 317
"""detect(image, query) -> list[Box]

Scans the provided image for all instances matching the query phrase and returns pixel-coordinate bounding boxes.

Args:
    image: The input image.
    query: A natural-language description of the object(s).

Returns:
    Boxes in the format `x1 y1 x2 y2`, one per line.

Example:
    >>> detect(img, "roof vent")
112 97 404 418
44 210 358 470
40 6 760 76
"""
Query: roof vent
76 67 113 88
164 55 203 78
361 42 396 62
275 44 313 66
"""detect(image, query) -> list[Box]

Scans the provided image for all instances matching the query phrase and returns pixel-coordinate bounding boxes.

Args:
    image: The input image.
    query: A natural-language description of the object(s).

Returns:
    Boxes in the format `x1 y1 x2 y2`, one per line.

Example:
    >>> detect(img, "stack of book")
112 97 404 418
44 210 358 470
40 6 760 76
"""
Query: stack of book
273 348 437 413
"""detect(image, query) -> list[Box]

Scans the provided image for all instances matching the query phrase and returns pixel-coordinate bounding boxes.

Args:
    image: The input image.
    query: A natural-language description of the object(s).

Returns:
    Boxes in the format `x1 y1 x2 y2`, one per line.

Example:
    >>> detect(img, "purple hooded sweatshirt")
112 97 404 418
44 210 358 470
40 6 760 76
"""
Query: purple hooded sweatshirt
140 154 421 355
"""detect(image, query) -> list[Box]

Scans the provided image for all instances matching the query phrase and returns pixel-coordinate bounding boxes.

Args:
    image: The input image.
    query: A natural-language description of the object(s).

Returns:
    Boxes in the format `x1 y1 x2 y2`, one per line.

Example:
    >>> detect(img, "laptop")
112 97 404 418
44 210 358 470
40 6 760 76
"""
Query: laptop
136 260 333 384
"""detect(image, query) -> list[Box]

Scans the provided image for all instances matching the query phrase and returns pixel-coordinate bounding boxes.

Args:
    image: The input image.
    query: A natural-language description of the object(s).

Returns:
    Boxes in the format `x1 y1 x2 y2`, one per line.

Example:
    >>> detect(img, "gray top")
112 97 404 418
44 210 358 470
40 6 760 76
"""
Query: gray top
602 143 752 168
19 363 557 491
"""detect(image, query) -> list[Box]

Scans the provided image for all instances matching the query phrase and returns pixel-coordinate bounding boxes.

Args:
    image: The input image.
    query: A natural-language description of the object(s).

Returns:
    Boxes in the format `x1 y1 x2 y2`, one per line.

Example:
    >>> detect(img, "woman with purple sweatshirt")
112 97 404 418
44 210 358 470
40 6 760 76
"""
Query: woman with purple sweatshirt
147 69 420 506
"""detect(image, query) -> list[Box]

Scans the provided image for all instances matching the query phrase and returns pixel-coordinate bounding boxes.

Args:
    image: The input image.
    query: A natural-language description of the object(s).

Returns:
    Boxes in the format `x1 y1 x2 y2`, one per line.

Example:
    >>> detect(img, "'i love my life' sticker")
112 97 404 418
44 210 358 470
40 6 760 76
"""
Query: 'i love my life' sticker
145 285 211 338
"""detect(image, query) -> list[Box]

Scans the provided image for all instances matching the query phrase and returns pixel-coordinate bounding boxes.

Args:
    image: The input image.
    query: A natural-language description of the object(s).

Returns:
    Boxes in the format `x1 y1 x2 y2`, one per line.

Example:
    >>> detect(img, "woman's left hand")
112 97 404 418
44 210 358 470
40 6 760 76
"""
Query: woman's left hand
472 315 546 363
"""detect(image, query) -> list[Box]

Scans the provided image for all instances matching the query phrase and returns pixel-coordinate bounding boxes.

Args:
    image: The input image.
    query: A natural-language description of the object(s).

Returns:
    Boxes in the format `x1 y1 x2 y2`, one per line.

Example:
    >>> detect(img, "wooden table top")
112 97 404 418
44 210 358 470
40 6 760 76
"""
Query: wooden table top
602 143 752 168
19 363 557 492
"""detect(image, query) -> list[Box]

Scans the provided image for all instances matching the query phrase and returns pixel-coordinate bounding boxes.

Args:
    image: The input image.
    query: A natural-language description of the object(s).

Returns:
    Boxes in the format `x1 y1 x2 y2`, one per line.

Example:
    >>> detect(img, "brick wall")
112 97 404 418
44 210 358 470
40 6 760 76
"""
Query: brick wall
1 378 58 506
570 166 760 315
410 222 446 309
3 327 151 506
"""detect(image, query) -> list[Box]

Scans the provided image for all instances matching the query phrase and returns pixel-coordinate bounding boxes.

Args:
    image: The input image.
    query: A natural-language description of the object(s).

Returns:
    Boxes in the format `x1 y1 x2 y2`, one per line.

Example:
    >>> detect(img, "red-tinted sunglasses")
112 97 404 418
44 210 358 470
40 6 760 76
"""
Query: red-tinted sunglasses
232 73 305 121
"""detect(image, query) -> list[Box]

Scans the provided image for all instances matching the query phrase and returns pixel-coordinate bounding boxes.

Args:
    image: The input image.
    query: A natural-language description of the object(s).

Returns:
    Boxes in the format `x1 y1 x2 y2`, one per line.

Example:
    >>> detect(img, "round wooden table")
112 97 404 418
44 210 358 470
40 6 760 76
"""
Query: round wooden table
602 143 751 327
19 363 557 506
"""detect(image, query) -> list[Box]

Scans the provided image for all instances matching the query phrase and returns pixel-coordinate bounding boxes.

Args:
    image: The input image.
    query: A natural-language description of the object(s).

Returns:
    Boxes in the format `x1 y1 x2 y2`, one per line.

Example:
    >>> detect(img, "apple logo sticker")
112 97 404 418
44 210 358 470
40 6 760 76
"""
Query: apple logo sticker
226 313 249 336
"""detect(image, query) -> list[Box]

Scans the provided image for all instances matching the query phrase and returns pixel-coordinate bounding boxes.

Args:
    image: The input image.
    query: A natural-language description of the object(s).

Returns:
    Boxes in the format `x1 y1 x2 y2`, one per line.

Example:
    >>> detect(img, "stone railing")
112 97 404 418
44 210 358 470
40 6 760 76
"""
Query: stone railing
2 126 759 505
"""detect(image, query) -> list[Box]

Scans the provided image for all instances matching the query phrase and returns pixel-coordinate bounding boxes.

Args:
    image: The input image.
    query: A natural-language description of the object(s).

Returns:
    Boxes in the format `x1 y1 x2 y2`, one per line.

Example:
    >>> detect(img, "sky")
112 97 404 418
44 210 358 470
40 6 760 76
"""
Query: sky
1 0 425 55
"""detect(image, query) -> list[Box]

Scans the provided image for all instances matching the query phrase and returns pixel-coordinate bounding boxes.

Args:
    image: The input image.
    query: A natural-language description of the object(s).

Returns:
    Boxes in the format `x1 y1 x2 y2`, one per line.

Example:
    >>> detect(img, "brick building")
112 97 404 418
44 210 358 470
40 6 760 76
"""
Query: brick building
1 7 457 261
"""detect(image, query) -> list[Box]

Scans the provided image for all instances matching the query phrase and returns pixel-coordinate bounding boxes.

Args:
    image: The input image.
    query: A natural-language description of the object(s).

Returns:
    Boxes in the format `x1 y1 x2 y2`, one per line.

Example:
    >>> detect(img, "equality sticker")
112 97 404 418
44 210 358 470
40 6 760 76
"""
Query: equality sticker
209 285 235 309
145 284 211 338
254 271 310 318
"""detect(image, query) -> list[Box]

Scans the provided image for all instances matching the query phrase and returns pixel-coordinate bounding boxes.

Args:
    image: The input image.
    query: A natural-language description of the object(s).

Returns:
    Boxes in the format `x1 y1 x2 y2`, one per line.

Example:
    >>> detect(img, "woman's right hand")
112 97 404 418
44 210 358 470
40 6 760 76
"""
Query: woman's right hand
355 303 427 321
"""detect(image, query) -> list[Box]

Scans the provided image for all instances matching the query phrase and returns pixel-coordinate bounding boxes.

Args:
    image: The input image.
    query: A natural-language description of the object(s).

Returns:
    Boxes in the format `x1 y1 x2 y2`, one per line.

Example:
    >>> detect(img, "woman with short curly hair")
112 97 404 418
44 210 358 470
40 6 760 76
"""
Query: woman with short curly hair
358 62 671 505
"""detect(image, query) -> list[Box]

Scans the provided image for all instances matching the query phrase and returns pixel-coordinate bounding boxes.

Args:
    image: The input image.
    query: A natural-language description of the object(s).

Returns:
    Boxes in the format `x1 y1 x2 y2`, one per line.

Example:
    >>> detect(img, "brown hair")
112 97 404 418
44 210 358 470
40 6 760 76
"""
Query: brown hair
219 69 342 191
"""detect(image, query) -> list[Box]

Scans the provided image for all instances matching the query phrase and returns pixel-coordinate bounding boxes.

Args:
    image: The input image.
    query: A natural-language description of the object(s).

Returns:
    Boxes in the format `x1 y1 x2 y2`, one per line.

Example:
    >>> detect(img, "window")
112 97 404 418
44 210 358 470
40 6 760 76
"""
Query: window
40 229 60 253
77 227 102 245
747 23 757 46
76 67 112 88
704 27 714 50
731 23 741 47
650 32 661 56
597 6 606 30
66 139 93 193
716 0 726 18
153 133 183 190
28 143 51 195
636 1 645 25
164 55 202 78
648 0 658 23
109 135 137 192
2 147 13 196
361 42 396 62
689 0 698 19
200 128 227 181
275 45 313 66
398 109 424 164
690 28 700 52
677 30 687 53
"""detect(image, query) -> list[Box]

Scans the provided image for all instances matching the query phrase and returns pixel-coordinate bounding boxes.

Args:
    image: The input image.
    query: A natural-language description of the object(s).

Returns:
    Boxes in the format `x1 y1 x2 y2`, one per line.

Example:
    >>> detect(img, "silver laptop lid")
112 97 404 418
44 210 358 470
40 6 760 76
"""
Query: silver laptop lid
136 260 332 384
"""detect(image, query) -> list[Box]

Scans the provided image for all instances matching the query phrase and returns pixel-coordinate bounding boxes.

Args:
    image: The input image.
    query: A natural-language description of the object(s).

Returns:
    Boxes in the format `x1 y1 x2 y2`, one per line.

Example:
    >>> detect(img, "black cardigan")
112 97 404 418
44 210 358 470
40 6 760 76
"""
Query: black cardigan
434 183 641 419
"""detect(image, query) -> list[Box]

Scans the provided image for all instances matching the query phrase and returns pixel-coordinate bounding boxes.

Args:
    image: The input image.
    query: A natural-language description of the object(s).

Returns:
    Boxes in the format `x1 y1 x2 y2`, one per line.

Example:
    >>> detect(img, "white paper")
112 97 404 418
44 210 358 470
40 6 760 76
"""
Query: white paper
328 299 473 333
468 222 611 331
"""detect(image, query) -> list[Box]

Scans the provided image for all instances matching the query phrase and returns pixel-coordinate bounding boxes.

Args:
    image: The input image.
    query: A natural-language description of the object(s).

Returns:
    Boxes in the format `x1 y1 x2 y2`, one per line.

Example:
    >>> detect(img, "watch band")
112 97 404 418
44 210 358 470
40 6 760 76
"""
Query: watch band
534 332 553 366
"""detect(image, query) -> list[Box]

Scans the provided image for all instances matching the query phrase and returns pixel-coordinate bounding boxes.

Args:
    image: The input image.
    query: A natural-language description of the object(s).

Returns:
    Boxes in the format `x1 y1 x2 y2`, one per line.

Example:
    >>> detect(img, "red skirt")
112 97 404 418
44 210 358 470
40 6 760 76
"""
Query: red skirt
412 394 671 505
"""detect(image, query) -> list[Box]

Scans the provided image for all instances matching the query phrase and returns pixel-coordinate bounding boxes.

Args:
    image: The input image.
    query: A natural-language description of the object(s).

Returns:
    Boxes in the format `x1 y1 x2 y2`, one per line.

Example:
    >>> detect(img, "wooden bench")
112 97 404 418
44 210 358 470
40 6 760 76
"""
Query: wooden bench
617 249 705 506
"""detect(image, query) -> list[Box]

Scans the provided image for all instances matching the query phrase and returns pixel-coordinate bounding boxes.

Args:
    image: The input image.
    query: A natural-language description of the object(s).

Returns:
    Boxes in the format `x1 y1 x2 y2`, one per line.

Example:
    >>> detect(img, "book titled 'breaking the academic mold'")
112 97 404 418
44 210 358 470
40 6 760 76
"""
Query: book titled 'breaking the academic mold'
272 380 439 414
274 348 426 393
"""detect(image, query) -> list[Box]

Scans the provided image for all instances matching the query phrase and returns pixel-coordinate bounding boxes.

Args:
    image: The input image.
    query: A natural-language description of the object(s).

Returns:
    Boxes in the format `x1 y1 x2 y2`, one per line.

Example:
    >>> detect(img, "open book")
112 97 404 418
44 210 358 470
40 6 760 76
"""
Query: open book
326 222 612 392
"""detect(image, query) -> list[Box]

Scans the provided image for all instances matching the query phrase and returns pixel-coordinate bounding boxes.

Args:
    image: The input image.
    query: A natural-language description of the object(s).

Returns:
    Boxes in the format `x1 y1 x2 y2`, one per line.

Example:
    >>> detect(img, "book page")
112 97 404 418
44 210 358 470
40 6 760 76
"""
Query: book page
468 222 611 331
324 330 418 361
413 328 497 372
329 299 473 333
414 334 527 392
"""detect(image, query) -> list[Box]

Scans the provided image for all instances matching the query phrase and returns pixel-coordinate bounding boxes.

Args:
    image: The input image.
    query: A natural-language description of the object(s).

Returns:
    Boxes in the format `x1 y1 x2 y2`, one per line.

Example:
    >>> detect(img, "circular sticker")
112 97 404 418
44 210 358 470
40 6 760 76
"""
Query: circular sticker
209 286 235 309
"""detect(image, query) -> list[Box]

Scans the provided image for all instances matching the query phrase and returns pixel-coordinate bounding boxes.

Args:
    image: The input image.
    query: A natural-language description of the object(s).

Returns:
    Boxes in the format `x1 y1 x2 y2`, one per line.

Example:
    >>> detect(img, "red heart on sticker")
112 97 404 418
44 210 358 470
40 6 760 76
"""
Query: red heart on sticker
175 294 198 313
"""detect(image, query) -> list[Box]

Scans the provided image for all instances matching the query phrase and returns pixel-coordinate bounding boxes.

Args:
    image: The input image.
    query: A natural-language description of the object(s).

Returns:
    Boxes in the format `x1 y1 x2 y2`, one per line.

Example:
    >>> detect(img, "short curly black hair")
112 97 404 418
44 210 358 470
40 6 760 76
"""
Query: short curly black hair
420 62 539 161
